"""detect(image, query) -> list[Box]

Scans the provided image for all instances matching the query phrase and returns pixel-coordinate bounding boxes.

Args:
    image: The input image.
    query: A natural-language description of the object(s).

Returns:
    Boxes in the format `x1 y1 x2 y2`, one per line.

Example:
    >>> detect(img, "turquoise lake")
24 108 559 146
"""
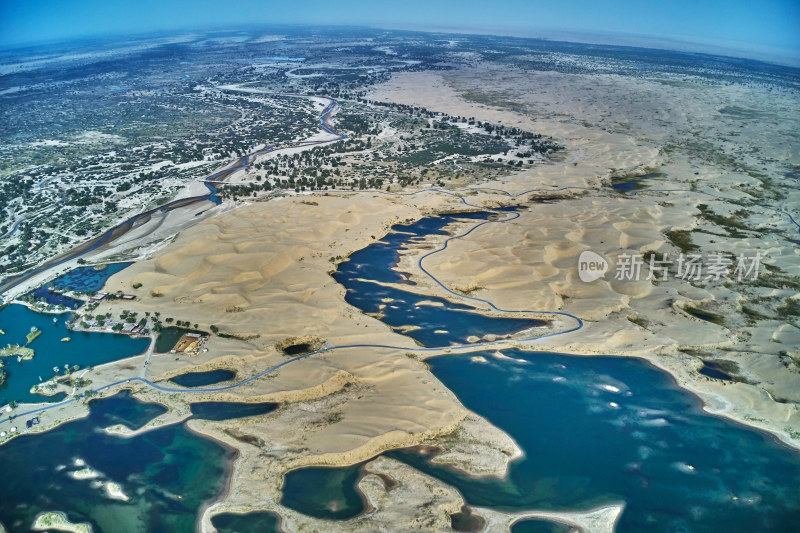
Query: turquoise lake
0 304 149 405
26 262 134 309
0 391 234 532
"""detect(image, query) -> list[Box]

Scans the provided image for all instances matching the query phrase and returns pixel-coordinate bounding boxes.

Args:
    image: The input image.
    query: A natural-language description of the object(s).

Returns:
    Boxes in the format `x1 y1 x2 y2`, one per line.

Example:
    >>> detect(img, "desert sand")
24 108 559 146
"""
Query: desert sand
4 60 798 532
368 69 800 451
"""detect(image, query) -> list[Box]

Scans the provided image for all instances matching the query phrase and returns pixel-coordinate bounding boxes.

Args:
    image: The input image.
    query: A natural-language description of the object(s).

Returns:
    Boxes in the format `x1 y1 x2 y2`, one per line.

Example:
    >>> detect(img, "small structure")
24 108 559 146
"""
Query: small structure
172 333 205 354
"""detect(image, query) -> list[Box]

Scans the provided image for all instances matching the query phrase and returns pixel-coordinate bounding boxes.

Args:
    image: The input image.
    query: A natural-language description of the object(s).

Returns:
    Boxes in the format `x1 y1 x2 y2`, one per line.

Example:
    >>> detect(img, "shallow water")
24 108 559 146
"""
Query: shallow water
0 391 234 532
24 262 133 311
698 361 734 381
0 304 149 405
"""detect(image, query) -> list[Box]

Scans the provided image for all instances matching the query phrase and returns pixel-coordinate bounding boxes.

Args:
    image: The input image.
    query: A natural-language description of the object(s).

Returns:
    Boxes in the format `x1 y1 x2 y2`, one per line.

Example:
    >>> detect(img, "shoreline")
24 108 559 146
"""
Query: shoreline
184 422 241 533
3 247 799 454
2 61 798 531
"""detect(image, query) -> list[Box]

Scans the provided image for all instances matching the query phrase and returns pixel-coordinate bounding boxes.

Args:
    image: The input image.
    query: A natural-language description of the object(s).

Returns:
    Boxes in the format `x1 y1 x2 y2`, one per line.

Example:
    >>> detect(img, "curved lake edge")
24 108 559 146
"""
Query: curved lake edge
274 348 800 531
421 346 800 455
184 421 241 533
0 391 238 531
209 509 284 533
279 461 373 521
2 187 798 531
4 196 796 455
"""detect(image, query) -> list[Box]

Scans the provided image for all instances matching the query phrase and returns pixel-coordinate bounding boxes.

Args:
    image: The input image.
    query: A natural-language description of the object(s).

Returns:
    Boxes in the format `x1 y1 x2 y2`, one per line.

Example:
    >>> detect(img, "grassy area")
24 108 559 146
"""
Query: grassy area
682 305 725 326
696 204 750 237
155 326 209 352
664 229 699 254
0 345 34 359
25 327 42 345
777 298 800 318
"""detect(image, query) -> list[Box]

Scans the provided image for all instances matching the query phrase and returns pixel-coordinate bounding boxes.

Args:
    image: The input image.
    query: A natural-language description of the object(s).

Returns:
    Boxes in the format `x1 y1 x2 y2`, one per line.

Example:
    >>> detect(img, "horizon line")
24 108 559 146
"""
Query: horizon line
1 22 798 70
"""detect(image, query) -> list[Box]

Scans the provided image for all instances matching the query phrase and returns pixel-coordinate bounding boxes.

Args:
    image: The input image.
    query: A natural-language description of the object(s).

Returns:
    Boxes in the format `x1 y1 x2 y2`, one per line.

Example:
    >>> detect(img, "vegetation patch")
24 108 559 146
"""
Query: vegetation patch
682 305 725 326
155 326 209 352
777 298 800 318
696 204 750 237
276 335 326 356
665 229 699 254
0 345 34 359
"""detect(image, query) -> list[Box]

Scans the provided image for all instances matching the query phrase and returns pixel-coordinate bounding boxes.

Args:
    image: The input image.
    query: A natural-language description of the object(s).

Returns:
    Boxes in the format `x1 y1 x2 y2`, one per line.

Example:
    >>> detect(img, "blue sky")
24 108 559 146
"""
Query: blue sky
1 0 799 64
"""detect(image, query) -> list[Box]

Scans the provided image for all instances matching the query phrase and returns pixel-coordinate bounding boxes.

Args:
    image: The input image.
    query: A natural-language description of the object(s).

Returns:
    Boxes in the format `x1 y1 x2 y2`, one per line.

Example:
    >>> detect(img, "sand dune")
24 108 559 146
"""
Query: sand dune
91 65 800 528
369 69 800 451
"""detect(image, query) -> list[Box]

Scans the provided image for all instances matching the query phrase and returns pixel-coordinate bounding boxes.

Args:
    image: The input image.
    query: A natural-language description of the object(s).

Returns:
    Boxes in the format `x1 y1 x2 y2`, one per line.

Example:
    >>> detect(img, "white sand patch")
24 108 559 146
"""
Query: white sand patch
673 462 698 474
74 131 125 144
640 417 670 427
69 467 100 480
104 481 130 502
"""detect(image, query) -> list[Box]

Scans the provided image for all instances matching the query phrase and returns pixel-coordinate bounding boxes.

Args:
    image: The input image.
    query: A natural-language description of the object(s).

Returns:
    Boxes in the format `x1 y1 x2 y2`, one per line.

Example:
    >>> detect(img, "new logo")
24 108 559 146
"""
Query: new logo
578 250 608 282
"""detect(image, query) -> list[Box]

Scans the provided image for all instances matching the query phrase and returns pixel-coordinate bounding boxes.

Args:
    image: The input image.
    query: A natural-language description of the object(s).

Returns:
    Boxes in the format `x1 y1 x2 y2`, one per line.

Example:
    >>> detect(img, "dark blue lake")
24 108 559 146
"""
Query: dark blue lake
611 173 661 192
211 511 282 533
332 212 544 347
0 304 149 405
383 350 800 532
41 262 133 293
321 212 800 531
169 369 236 387
189 401 278 421
281 463 366 520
